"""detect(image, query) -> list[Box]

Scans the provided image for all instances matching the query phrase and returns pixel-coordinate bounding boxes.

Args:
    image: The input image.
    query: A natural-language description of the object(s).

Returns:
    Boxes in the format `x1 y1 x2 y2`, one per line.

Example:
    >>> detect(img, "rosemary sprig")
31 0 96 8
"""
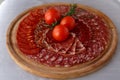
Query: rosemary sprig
46 21 59 29
65 4 77 16
51 21 59 28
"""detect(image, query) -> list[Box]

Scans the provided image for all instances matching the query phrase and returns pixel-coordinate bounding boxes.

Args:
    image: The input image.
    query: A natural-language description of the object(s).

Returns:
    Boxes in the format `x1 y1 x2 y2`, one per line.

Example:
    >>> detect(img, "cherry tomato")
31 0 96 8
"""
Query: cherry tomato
45 8 60 25
52 25 69 41
60 16 75 30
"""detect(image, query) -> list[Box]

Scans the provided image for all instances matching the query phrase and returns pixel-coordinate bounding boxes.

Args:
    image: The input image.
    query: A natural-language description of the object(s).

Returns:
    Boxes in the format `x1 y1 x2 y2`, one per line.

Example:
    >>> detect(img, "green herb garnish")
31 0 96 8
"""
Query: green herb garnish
65 4 77 16
51 21 59 28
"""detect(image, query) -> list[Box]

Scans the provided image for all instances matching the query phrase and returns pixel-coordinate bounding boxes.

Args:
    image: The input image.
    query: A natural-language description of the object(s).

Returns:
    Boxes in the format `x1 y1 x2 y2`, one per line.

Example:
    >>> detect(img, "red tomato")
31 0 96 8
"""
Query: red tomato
45 8 60 25
60 16 75 30
52 25 69 41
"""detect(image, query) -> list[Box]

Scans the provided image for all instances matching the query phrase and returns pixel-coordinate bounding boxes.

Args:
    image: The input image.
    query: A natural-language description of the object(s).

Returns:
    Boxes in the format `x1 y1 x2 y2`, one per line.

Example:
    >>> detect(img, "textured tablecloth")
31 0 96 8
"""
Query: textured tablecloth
0 0 120 80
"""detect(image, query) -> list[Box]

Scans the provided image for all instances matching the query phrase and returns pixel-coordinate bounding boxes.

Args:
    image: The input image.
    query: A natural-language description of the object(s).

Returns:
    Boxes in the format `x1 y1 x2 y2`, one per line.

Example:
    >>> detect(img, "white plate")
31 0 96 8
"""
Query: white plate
0 0 120 80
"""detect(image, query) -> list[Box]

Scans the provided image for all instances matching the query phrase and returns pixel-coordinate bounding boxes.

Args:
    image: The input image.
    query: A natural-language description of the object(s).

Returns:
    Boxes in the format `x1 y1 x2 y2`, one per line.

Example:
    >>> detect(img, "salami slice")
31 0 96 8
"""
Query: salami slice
19 47 40 55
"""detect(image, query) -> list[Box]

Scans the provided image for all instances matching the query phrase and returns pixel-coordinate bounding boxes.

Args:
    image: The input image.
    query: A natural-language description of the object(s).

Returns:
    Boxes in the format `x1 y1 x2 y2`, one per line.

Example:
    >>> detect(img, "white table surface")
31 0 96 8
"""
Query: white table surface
0 0 3 3
0 0 120 80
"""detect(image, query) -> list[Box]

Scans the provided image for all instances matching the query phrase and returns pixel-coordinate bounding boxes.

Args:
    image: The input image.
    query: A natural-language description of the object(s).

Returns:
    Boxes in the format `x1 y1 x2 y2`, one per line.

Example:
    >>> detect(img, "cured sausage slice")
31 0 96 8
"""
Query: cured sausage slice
19 47 40 55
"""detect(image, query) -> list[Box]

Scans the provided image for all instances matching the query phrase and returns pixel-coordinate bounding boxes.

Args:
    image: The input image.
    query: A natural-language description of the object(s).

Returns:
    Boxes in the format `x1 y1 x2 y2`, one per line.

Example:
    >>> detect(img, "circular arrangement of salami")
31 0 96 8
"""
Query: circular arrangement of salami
6 3 118 79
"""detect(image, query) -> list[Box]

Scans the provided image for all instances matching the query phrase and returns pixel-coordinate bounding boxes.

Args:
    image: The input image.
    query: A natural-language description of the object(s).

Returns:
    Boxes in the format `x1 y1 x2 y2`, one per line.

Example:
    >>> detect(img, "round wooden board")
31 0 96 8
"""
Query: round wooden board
6 3 118 79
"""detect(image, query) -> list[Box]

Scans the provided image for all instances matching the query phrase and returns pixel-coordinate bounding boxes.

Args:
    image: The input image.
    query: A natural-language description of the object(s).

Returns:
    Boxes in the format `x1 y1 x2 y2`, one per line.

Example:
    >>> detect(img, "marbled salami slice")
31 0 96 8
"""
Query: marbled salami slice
19 47 40 55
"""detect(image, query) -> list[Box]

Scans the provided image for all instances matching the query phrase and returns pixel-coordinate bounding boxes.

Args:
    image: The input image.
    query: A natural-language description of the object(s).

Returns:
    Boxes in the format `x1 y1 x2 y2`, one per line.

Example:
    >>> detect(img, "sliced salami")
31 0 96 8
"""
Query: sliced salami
16 5 111 67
